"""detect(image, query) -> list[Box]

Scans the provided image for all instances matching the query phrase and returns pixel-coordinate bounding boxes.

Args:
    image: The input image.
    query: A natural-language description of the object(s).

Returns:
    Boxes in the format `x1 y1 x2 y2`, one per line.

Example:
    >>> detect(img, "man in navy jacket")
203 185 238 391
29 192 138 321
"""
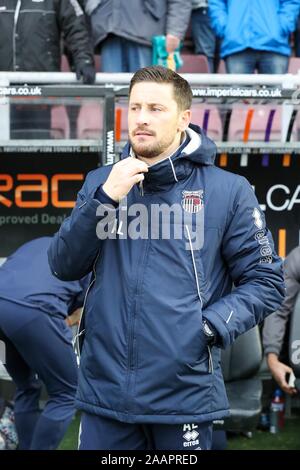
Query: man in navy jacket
49 66 284 450
0 237 89 450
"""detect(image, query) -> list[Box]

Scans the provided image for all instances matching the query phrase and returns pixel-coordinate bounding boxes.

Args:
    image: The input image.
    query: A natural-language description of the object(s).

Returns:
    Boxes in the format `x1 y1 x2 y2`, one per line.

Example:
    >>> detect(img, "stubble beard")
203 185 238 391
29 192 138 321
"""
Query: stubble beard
130 134 176 160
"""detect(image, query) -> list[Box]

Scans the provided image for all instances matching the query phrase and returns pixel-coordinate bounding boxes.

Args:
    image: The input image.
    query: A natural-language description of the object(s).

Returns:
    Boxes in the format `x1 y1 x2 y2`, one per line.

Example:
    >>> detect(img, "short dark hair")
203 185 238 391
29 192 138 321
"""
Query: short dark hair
129 66 193 111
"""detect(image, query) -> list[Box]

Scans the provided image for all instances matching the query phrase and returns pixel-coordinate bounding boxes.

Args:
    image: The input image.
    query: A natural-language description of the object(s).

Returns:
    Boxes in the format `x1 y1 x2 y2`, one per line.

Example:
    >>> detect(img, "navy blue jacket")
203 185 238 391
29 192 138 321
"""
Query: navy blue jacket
0 237 88 318
48 126 284 424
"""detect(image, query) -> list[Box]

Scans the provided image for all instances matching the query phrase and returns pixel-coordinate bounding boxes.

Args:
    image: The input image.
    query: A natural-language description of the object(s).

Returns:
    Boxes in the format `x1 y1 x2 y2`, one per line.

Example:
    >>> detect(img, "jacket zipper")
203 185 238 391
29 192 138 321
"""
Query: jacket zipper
185 225 203 308
125 189 149 405
185 225 213 374
13 0 21 70
74 250 101 361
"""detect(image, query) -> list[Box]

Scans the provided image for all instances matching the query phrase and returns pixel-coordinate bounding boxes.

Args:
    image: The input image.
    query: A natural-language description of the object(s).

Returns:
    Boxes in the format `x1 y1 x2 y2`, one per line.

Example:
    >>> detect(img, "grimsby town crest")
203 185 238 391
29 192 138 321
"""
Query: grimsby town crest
181 190 203 213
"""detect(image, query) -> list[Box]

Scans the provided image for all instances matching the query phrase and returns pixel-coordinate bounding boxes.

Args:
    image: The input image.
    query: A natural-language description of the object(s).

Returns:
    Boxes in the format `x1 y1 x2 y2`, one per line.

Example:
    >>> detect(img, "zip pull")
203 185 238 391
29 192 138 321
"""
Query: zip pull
139 180 144 196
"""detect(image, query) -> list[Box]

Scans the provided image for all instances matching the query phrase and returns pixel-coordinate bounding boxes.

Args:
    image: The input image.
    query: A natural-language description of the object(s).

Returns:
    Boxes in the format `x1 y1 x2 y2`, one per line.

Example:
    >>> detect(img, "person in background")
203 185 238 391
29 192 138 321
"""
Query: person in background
49 65 284 450
191 0 219 72
0 0 95 138
209 0 300 74
0 237 89 449
263 246 300 395
85 0 192 72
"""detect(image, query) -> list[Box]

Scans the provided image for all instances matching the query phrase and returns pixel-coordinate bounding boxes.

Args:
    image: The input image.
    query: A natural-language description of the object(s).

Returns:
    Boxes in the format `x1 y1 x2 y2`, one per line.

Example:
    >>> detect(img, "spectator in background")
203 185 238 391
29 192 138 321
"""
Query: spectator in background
85 0 192 72
0 237 89 449
263 246 300 395
294 13 300 56
191 0 219 72
209 0 300 74
0 0 95 138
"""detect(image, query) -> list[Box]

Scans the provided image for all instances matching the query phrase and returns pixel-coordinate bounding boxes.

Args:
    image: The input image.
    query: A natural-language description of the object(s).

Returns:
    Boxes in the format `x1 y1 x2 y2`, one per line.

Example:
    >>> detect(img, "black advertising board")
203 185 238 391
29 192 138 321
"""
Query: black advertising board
215 153 300 258
0 151 99 256
0 150 299 258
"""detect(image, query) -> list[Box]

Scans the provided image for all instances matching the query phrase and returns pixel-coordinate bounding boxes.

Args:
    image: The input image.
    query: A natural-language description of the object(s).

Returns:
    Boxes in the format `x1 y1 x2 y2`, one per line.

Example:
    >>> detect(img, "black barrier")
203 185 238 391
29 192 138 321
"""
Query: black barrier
0 84 300 258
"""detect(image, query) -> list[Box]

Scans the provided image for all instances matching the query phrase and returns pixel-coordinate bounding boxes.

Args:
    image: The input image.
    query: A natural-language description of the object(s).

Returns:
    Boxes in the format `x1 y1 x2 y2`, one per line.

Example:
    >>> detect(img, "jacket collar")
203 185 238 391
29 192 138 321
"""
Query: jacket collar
121 125 216 192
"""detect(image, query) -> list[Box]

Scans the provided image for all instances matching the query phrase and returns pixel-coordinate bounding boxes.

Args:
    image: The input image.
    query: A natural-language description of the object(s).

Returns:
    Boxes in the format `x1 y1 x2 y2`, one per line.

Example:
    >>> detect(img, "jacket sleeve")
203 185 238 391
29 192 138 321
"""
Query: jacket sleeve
202 178 285 349
166 0 192 39
278 0 300 35
48 171 117 281
209 0 228 38
263 247 300 356
57 0 94 67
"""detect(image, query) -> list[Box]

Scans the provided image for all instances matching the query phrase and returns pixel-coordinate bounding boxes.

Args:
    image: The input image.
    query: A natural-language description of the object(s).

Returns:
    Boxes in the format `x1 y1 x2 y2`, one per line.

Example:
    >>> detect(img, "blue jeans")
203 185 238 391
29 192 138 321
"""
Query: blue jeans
79 412 213 450
191 7 219 72
225 48 289 74
100 34 152 72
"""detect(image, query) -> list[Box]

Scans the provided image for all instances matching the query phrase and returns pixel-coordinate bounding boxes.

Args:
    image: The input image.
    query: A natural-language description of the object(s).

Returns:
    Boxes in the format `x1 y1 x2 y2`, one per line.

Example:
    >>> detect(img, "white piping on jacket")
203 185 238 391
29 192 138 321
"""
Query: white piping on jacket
185 225 203 309
226 310 233 323
74 250 101 362
168 156 178 182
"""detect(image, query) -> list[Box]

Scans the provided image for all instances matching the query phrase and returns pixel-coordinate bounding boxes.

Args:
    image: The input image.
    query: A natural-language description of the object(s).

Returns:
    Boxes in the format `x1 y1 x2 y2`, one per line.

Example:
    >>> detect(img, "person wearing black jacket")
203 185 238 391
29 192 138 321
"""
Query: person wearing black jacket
0 0 95 137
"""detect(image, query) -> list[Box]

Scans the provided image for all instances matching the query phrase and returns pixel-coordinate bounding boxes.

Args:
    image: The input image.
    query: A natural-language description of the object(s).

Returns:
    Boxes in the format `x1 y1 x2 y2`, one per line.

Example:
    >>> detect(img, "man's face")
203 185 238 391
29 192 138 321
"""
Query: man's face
128 82 189 160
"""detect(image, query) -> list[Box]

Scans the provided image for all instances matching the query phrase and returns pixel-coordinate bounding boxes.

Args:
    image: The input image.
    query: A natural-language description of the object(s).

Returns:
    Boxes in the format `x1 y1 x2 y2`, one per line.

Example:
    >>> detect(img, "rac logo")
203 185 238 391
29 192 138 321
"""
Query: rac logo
0 173 84 209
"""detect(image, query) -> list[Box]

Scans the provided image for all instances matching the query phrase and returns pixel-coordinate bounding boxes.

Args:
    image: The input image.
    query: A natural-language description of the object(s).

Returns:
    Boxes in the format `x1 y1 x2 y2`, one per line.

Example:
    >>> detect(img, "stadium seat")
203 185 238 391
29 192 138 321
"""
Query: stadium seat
191 103 223 141
288 57 300 74
178 54 210 73
214 326 263 433
51 106 70 139
61 54 101 72
60 55 71 72
115 101 129 142
228 105 294 142
77 102 103 139
217 60 227 74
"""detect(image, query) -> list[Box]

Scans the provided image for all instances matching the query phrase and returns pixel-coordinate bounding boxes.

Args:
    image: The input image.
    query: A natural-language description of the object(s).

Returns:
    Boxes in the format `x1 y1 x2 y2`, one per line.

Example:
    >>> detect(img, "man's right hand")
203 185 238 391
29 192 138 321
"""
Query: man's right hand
267 353 298 395
102 157 149 202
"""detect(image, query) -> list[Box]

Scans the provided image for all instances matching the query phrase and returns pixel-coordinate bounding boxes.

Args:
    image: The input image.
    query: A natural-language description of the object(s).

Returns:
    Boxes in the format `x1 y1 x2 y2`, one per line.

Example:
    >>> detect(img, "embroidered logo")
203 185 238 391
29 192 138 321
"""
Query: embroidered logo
182 190 203 214
252 208 263 229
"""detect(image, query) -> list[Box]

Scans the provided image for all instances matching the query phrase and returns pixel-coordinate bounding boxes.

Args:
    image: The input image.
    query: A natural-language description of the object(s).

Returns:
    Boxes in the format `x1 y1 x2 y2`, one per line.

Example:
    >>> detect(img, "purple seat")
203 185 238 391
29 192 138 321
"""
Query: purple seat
191 104 222 141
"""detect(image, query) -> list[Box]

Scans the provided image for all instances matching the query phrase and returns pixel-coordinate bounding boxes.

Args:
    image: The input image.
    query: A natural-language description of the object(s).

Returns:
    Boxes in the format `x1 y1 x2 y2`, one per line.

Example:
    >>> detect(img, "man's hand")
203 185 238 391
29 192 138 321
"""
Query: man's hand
102 158 148 202
166 34 180 53
267 353 298 395
76 61 96 84
66 308 83 327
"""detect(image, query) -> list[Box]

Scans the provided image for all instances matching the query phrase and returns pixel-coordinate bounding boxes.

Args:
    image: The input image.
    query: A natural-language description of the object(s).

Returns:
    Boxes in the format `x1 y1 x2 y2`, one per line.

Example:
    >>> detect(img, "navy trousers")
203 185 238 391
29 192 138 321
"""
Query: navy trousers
0 299 78 449
78 412 213 450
